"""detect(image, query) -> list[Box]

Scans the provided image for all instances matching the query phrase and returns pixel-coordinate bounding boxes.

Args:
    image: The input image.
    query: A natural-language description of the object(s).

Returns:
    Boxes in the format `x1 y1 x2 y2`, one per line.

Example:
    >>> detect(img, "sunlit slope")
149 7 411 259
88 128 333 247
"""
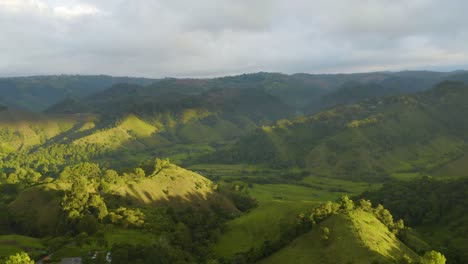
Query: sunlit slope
217 81 468 180
212 176 379 258
0 108 88 152
7 164 239 236
260 209 419 264
108 164 214 203
72 114 160 149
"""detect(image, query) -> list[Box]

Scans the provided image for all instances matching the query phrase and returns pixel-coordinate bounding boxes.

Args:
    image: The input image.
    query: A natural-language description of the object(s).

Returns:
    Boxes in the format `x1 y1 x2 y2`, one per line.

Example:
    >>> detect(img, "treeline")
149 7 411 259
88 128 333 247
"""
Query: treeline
359 177 468 263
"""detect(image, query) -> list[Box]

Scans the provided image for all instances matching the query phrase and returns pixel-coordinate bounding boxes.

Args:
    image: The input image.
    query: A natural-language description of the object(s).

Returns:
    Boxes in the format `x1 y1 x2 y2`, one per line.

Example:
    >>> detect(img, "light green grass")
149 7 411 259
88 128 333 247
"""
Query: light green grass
212 177 379 258
260 209 419 264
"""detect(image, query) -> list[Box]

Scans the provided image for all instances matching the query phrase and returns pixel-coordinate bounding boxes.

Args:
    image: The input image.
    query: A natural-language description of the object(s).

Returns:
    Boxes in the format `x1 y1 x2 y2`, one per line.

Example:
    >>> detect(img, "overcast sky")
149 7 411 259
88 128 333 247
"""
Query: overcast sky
1 0 467 77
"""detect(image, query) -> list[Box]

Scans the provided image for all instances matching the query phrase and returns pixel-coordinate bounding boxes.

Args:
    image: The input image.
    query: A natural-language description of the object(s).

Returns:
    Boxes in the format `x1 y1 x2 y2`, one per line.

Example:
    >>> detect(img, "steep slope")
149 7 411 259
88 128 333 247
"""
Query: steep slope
260 209 419 264
214 81 468 181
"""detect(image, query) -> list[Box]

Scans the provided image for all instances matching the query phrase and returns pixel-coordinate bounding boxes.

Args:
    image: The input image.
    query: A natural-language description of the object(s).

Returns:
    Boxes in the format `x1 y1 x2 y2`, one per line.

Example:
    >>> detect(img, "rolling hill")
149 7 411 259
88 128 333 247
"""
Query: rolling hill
260 209 419 264
211 81 468 181
7 163 239 237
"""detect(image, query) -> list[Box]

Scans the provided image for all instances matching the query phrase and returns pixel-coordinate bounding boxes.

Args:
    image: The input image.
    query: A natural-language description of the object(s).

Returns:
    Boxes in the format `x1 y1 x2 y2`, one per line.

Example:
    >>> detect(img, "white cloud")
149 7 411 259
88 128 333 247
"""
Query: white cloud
53 4 100 18
0 0 47 12
0 0 467 77
0 0 101 18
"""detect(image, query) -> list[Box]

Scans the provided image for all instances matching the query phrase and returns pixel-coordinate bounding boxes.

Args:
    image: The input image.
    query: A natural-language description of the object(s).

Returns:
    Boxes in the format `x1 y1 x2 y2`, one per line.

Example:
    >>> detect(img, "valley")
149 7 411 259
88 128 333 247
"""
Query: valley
0 72 466 263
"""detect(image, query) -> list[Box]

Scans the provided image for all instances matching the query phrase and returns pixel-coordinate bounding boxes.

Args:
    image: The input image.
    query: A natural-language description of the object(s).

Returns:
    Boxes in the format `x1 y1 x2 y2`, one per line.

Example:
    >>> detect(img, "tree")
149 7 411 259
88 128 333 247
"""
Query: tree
103 169 119 183
339 195 354 212
320 226 330 245
62 177 90 219
374 204 395 230
134 168 146 178
420 250 446 264
4 252 34 264
59 162 102 182
398 254 412 264
88 194 108 220
6 173 19 184
310 201 339 224
153 158 170 175
358 199 373 212
108 207 145 228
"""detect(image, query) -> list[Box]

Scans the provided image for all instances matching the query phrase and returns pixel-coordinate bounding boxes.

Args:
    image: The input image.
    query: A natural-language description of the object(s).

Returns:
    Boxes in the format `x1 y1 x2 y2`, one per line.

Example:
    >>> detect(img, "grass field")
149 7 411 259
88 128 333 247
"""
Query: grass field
0 235 45 258
211 168 380 258
53 227 158 259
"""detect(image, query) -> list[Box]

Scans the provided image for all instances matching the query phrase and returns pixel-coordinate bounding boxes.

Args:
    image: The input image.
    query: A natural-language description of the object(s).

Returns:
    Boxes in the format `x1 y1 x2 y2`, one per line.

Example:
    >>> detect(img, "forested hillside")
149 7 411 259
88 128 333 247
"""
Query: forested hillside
1 71 467 114
359 177 468 263
212 81 468 181
0 75 156 111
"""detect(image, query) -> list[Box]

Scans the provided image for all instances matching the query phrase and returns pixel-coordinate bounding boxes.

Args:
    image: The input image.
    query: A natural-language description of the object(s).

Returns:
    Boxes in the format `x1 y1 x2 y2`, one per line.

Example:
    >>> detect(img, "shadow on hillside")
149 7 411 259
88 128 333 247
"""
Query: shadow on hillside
104 188 241 219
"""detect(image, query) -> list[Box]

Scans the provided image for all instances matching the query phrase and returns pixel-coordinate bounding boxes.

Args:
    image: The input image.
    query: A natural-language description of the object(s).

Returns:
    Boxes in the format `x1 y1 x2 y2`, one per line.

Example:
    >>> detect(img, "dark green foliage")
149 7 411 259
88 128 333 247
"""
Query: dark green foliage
310 201 340 224
360 177 468 263
359 177 468 226
217 183 258 212
110 243 191 264
0 75 155 111
108 207 145 228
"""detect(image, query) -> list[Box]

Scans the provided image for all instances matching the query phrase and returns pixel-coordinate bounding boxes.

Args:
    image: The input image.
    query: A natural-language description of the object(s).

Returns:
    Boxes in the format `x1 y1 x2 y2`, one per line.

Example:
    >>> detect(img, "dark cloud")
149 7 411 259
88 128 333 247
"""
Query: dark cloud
1 0 467 77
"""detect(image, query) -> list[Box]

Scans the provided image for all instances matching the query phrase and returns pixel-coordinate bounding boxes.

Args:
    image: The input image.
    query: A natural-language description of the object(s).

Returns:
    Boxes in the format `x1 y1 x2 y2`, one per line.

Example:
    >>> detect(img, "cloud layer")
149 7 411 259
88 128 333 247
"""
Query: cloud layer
1 0 467 77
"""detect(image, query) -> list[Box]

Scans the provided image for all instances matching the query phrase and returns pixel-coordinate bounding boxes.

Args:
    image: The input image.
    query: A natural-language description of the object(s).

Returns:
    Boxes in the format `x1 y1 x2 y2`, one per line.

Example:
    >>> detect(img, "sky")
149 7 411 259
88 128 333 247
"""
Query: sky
1 0 468 78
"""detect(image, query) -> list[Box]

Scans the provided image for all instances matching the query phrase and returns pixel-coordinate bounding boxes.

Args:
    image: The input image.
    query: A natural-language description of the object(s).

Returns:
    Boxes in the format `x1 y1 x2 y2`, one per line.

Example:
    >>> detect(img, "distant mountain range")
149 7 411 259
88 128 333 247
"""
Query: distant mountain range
2 70 468 112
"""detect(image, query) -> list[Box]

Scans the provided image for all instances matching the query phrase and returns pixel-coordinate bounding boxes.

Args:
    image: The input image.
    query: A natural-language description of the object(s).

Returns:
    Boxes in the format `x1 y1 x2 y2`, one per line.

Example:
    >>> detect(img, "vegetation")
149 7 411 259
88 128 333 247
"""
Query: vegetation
3 252 34 264
0 73 467 263
209 81 468 182
360 177 468 263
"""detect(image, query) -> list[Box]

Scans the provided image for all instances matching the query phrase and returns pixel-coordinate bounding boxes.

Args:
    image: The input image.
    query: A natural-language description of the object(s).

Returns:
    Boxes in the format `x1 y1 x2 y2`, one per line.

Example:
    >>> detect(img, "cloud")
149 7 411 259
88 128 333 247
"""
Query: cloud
0 0 101 18
0 0 467 77
53 4 100 18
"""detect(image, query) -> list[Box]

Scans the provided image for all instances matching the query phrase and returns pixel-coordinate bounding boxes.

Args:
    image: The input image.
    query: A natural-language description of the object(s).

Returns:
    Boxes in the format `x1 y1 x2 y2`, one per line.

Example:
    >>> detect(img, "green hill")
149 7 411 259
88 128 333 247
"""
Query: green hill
7 163 239 237
213 81 468 181
260 208 418 264
9 86 295 170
